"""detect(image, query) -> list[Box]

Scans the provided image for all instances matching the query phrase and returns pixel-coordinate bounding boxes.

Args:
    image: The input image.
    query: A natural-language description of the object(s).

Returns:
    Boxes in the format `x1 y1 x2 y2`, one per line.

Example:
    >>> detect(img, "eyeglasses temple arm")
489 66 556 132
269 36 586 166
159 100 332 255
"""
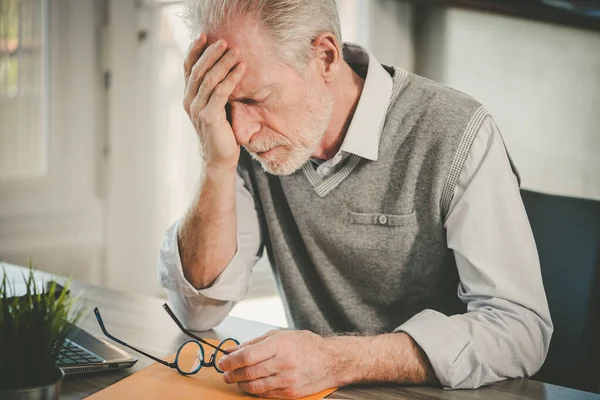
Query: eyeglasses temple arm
94 307 174 367
162 303 231 355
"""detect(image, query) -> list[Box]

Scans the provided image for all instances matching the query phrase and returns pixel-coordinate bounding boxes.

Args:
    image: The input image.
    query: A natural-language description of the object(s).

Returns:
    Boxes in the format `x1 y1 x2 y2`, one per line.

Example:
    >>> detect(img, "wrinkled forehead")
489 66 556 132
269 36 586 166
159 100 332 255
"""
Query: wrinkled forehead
206 20 301 99
206 14 276 71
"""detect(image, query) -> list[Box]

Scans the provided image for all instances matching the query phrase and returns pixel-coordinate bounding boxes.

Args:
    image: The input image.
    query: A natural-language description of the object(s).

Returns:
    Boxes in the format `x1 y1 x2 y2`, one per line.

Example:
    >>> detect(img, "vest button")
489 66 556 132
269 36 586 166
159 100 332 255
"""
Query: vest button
378 215 388 225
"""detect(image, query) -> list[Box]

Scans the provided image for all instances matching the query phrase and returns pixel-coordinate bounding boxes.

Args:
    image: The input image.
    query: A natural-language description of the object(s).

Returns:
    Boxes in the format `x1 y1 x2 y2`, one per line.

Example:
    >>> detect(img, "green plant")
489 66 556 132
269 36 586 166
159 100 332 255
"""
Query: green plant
0 264 83 389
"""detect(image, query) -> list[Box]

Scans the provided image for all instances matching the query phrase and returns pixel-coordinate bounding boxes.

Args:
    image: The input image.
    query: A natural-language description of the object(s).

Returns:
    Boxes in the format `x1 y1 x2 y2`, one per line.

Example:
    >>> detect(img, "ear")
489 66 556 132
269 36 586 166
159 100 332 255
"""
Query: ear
311 33 341 82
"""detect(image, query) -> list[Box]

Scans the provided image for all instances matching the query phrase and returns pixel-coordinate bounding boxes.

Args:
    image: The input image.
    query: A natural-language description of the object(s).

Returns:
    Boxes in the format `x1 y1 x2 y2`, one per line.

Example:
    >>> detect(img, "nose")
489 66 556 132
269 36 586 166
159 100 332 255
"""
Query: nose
229 104 261 146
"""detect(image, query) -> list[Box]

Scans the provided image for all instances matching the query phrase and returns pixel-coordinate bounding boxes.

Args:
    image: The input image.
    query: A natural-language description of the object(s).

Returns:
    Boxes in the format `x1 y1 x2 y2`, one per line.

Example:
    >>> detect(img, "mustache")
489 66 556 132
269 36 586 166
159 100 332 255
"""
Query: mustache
245 136 290 153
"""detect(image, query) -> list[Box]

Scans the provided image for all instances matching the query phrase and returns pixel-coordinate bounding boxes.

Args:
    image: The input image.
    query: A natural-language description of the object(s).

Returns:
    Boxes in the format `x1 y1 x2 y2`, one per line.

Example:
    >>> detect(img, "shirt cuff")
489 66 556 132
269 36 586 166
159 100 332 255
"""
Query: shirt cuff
395 309 483 389
157 220 251 302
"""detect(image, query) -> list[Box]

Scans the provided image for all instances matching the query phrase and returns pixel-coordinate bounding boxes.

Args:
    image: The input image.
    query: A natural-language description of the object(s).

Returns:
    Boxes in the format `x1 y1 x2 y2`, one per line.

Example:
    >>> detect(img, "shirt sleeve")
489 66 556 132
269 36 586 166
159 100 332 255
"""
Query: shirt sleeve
157 173 263 331
395 116 554 389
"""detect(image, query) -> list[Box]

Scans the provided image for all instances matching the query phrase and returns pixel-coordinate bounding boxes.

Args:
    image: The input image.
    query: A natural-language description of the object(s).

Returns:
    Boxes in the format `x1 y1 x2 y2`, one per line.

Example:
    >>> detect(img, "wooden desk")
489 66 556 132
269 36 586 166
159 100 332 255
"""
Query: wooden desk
3 263 600 400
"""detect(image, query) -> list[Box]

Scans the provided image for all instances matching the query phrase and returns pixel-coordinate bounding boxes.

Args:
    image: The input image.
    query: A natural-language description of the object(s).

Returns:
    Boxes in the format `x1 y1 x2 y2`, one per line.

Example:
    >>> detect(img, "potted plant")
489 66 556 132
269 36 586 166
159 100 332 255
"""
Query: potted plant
0 265 82 400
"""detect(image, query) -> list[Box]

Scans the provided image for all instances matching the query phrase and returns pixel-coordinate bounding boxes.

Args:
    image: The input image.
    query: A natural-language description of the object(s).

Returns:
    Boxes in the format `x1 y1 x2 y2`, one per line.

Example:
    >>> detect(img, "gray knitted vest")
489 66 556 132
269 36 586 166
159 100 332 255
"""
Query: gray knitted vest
238 67 489 334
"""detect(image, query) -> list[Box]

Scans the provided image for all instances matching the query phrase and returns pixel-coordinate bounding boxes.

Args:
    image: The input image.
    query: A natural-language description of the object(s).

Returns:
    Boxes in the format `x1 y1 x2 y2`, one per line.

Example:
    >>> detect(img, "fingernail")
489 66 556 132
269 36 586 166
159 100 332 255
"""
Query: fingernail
223 372 230 383
218 356 227 368
195 33 202 42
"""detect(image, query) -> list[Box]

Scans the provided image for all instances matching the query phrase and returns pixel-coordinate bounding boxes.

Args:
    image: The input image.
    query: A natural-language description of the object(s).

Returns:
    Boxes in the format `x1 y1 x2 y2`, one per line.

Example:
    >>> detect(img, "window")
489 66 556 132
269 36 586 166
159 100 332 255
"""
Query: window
0 0 48 180
0 0 104 283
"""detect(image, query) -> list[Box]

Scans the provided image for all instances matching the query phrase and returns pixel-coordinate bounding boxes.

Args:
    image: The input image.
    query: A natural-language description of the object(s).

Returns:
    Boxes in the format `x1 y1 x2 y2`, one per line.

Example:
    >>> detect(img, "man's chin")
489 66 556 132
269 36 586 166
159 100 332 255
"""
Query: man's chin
258 160 305 176
251 154 307 176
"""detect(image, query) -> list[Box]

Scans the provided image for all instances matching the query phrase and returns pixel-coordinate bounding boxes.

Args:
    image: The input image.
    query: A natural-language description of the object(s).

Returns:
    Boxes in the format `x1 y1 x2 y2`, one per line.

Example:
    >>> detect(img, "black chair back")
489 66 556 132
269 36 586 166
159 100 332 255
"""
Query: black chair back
521 189 600 393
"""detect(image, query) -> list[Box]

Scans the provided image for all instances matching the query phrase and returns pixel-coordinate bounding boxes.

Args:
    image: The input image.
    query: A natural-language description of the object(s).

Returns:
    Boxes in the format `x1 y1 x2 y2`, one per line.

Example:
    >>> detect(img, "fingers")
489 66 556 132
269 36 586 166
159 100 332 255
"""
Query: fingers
237 373 311 399
185 39 226 98
217 336 277 372
197 61 246 118
183 40 228 111
183 33 208 85
192 47 243 110
237 330 282 350
223 358 282 383
237 375 283 396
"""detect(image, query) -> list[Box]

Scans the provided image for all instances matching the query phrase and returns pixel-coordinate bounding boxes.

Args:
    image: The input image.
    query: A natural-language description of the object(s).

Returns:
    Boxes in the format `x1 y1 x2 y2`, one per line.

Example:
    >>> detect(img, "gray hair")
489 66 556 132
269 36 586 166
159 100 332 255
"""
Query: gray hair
183 0 342 71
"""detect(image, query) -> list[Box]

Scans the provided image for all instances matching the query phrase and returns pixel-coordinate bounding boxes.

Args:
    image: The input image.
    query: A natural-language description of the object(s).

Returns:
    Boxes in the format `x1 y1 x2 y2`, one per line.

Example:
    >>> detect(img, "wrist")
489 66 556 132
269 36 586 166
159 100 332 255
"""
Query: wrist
324 335 365 387
204 162 237 177
202 164 238 189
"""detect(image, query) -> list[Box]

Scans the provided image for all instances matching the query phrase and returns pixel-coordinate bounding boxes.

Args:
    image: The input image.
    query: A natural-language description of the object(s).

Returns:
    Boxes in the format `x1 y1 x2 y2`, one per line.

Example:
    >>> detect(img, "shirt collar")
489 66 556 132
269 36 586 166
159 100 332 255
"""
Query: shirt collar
338 43 393 161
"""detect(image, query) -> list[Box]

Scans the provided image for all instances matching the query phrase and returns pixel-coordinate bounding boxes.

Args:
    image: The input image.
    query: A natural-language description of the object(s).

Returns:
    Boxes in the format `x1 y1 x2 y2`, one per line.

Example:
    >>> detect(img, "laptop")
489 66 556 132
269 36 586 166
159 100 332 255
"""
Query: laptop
57 323 138 374
11 280 138 375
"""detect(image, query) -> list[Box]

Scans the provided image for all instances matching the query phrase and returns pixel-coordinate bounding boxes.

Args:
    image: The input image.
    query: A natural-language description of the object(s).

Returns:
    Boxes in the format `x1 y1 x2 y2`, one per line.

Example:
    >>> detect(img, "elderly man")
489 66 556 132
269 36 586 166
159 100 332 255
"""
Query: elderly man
158 0 553 398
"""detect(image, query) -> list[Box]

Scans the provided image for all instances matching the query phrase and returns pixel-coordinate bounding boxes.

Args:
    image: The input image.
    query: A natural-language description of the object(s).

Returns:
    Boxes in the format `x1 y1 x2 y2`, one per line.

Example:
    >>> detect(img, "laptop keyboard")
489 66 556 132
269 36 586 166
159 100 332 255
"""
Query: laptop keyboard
57 338 105 366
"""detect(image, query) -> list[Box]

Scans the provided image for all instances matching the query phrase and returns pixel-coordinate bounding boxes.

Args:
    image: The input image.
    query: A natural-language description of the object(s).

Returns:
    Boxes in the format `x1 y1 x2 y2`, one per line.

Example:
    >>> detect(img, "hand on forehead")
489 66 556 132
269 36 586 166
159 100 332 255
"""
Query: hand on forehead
203 28 285 100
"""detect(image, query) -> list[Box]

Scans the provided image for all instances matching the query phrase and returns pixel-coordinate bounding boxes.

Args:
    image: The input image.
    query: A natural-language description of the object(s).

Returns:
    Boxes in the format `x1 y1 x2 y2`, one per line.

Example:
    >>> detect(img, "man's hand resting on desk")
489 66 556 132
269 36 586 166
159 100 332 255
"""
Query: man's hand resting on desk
217 330 439 399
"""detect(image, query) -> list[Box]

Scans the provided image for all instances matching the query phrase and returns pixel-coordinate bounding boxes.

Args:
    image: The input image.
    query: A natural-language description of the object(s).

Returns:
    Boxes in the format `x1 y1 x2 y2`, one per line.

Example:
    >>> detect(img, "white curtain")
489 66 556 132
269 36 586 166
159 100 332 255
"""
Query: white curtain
104 0 201 296
153 3 203 229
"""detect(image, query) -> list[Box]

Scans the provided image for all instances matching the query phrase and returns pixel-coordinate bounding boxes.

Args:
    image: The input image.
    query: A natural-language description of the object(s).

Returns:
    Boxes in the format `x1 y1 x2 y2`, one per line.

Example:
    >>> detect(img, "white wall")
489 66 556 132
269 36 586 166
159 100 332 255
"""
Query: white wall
416 7 600 201
338 0 415 71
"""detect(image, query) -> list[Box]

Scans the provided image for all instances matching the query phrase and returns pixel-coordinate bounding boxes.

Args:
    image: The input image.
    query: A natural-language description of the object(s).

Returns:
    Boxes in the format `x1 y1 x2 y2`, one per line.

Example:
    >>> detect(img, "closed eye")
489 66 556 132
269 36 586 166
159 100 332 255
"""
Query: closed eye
241 98 259 105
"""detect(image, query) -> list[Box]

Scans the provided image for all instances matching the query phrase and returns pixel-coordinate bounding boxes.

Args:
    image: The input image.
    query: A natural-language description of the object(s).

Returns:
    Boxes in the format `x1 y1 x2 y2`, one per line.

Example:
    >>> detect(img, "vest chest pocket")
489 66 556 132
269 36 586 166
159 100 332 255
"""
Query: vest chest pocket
346 210 418 251
348 211 415 227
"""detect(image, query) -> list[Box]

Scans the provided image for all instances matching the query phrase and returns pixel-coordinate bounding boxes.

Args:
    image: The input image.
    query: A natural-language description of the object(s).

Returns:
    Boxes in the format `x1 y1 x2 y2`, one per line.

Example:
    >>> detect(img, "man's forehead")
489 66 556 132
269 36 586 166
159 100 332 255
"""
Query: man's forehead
205 18 300 100
230 67 275 100
205 25 273 94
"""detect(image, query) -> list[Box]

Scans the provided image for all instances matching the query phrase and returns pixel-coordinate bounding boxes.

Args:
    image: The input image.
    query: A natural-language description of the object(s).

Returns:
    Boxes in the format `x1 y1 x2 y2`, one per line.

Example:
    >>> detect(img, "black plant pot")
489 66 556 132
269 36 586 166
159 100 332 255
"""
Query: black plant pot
0 367 64 400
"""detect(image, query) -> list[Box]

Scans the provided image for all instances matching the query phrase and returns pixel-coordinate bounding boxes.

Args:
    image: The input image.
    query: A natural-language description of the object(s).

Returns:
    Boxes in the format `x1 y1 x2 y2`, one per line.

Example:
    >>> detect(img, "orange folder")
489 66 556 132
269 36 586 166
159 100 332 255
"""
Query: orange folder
87 338 337 400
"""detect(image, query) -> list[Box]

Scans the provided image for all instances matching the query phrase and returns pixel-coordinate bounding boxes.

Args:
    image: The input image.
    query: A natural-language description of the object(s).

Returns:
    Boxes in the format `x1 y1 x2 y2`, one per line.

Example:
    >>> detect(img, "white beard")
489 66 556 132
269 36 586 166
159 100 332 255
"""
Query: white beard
246 80 334 176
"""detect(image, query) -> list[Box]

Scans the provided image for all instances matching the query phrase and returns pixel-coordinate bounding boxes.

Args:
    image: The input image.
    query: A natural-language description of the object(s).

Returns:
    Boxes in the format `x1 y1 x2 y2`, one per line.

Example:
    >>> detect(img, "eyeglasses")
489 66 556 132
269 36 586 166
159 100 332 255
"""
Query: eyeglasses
93 303 239 375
